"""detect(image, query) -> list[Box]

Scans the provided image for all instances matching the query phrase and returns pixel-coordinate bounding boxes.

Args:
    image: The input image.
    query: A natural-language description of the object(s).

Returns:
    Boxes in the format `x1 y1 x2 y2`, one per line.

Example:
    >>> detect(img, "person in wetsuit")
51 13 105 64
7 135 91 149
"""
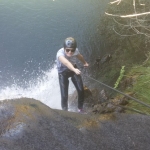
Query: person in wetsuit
56 37 89 112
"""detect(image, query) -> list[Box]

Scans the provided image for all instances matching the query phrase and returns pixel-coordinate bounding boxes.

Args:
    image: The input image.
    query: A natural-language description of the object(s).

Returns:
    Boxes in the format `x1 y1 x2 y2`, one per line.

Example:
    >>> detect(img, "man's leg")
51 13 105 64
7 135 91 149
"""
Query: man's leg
71 74 84 109
58 73 69 110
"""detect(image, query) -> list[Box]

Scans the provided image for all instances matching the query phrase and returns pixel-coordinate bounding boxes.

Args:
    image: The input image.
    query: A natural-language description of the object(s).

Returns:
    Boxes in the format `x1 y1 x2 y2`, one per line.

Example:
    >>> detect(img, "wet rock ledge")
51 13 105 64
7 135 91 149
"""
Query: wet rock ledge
0 98 150 150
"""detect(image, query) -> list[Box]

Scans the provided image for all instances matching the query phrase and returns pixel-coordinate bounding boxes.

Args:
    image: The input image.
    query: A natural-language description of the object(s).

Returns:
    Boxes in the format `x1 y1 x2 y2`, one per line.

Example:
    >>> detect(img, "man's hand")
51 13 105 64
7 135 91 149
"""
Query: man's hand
73 68 81 75
83 62 89 67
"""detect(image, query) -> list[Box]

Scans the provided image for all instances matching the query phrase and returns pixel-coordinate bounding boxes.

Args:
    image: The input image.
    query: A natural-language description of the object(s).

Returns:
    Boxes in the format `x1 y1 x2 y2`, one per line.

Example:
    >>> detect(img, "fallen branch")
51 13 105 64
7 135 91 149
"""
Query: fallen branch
110 0 122 5
105 11 150 18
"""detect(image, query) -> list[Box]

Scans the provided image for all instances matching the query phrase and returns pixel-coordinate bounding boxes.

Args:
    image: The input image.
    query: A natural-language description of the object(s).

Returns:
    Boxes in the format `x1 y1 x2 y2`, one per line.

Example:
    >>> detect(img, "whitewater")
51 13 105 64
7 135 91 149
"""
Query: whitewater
0 0 109 111
0 65 76 110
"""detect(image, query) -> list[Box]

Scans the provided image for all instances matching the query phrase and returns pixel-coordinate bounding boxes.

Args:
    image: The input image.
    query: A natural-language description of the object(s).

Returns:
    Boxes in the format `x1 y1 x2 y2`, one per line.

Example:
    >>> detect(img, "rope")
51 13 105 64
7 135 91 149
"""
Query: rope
82 73 150 109
119 105 149 115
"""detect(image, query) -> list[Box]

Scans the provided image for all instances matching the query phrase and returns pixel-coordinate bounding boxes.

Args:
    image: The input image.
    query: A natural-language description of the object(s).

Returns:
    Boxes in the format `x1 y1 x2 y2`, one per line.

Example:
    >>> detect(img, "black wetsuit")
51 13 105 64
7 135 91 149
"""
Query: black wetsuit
58 69 84 110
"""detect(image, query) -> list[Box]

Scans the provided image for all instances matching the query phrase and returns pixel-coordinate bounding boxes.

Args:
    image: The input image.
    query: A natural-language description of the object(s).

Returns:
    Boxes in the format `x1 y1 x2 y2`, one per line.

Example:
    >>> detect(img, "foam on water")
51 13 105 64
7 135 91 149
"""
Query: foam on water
0 65 75 110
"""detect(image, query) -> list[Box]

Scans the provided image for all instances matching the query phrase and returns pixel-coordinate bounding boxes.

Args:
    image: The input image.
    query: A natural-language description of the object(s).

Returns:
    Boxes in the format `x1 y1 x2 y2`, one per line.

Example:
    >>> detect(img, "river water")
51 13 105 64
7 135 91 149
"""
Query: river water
0 0 110 109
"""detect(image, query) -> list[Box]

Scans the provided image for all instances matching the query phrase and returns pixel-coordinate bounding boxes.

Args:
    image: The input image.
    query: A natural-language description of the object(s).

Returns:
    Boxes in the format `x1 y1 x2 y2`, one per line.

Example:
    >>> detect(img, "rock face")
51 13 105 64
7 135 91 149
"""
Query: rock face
69 86 129 114
0 98 150 150
0 98 96 150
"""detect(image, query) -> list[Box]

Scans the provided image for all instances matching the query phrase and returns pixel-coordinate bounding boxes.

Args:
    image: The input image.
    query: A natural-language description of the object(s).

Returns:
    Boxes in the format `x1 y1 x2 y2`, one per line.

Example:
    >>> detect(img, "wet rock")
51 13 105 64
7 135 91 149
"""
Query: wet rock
119 96 129 105
98 89 109 103
114 106 125 113
112 96 129 106
84 86 92 99
0 98 150 150
93 56 101 69
120 77 134 89
90 88 99 103
105 103 116 113
92 104 104 114
83 114 150 150
0 98 97 150
69 86 95 111
92 102 116 114
101 54 112 64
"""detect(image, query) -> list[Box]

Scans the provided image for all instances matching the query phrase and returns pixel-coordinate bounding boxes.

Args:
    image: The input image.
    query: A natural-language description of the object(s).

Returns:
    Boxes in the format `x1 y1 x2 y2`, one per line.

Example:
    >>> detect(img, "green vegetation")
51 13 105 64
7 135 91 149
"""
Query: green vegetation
114 66 125 89
93 0 150 114
126 61 150 114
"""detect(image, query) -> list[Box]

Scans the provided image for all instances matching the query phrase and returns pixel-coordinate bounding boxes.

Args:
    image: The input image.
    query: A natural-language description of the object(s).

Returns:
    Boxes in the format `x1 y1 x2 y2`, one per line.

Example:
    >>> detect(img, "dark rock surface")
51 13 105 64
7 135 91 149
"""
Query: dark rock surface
69 86 129 114
0 98 150 150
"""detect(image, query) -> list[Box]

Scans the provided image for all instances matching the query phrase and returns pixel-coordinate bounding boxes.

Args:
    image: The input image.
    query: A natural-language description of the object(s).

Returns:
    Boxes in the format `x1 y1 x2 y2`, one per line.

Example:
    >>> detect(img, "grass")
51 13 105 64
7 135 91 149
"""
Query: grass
125 64 150 114
94 48 150 115
95 2 150 115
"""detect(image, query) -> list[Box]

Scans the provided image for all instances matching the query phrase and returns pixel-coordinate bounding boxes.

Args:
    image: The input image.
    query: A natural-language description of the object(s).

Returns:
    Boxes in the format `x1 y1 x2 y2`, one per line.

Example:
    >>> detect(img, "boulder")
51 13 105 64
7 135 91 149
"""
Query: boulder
0 98 96 150
0 98 150 150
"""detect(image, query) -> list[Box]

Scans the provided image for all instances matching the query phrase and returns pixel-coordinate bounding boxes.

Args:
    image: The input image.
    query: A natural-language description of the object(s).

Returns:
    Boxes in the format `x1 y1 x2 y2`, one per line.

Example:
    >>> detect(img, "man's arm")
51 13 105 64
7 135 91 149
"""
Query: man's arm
58 56 81 75
76 54 89 67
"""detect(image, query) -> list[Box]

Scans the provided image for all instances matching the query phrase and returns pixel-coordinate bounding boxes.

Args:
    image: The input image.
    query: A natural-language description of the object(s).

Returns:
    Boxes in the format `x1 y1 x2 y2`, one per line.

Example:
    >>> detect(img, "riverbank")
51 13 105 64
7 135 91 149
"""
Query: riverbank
86 0 150 115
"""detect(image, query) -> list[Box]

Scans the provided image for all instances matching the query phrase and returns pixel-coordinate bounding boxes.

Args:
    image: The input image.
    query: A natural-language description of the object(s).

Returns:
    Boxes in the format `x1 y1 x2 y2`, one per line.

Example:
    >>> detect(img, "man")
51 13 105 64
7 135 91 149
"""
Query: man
56 37 89 112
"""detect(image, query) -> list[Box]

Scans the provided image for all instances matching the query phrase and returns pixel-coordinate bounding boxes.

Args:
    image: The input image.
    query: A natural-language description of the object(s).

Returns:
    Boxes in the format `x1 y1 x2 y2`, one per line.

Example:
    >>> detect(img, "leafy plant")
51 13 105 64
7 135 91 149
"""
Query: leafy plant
114 66 125 88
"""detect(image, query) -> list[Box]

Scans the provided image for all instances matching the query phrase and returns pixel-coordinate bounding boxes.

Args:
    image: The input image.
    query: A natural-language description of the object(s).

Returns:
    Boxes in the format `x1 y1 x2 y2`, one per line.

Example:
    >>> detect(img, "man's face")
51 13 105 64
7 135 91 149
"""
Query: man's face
64 48 75 57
